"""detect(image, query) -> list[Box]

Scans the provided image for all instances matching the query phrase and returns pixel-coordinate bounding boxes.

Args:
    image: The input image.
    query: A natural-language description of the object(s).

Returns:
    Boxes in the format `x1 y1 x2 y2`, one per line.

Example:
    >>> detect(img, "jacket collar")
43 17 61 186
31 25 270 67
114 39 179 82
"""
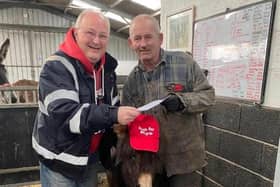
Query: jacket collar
137 48 166 72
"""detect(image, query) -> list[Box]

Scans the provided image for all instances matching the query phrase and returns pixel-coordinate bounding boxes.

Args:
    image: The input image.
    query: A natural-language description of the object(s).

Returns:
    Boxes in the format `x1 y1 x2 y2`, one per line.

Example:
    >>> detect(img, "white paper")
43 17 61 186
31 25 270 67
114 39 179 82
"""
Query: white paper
137 96 170 111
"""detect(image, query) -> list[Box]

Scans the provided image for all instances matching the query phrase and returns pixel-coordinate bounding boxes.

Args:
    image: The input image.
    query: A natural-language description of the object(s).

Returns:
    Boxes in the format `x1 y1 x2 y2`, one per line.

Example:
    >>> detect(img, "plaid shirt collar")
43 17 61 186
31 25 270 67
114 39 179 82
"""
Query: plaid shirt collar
138 48 166 71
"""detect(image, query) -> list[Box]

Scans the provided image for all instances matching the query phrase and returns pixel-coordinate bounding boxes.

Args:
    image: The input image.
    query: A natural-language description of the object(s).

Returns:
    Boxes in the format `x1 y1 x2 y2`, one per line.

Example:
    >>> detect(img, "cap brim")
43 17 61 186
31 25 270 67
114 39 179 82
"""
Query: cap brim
130 137 159 153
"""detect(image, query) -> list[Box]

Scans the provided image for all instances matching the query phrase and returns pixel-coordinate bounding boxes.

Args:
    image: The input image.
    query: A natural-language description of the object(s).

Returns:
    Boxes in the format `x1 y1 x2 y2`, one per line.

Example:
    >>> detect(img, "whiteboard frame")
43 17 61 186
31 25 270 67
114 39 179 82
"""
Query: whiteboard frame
274 138 280 187
193 0 276 104
166 6 194 53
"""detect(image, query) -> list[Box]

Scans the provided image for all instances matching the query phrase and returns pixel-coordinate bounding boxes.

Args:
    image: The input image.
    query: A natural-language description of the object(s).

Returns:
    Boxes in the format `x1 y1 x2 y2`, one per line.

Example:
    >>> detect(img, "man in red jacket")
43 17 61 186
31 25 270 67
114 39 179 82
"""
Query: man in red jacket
32 9 140 187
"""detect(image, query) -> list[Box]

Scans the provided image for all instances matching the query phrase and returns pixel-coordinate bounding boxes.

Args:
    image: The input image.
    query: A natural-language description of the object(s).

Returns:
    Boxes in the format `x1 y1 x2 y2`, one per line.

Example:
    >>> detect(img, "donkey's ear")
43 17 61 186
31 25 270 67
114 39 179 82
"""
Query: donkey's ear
0 38 10 60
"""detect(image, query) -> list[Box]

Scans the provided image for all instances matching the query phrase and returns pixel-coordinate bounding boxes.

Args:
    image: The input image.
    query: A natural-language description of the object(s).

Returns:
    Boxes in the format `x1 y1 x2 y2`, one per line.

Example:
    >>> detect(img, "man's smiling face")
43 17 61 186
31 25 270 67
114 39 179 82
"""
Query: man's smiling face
74 12 109 64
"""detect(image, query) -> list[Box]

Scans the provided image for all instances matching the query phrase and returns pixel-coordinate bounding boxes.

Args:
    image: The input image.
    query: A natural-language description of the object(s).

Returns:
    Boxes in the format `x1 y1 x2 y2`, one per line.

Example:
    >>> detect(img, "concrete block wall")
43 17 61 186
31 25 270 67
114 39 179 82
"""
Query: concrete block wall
202 99 280 186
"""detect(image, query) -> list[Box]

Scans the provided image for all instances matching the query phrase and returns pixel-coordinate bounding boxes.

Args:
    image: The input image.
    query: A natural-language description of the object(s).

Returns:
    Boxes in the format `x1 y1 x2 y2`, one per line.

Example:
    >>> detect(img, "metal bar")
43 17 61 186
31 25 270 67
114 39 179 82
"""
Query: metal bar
0 166 39 175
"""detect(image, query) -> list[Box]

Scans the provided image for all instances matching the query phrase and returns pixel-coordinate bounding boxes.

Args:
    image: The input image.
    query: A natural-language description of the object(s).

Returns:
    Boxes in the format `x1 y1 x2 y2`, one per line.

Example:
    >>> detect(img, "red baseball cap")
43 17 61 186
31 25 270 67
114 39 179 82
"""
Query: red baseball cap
128 114 160 153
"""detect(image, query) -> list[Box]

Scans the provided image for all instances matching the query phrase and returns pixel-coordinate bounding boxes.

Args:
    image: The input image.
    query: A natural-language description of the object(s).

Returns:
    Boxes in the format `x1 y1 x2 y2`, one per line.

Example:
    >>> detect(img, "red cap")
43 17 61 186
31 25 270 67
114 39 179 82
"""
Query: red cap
128 114 160 153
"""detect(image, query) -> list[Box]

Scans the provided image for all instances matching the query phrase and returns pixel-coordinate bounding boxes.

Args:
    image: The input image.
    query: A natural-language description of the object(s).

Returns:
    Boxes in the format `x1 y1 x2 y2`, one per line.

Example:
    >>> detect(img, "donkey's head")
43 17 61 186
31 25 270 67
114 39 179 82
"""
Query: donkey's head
0 38 10 83
0 38 17 103
0 38 10 85
112 119 161 187
0 38 10 64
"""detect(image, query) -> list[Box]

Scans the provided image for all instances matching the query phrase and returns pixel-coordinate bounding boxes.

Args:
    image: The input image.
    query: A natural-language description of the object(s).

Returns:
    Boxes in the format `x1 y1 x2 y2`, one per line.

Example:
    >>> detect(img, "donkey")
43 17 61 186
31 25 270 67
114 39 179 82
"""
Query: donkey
0 38 17 103
0 38 10 85
12 79 38 103
0 38 39 104
112 125 160 187
101 113 162 187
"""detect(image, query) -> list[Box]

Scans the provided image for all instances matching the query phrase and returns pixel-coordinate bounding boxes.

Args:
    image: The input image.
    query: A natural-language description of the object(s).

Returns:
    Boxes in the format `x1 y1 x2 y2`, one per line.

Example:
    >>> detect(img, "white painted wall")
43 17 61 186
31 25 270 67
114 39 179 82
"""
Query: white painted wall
161 0 280 108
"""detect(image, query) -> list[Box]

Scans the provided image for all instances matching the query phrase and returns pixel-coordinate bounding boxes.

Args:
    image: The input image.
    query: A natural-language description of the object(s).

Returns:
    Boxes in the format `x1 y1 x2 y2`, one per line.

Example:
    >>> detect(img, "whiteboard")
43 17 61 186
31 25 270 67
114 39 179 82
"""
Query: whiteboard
193 0 275 102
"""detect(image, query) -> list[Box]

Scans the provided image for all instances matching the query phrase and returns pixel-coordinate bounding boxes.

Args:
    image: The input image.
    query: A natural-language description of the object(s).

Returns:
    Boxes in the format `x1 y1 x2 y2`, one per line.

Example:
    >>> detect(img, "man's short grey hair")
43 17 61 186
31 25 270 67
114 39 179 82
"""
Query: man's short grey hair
129 14 161 36
74 9 110 32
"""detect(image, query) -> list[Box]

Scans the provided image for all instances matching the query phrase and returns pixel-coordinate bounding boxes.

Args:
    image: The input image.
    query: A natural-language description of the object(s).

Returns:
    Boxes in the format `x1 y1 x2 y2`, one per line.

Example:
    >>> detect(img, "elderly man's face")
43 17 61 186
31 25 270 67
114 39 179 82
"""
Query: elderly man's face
74 13 109 64
128 18 163 69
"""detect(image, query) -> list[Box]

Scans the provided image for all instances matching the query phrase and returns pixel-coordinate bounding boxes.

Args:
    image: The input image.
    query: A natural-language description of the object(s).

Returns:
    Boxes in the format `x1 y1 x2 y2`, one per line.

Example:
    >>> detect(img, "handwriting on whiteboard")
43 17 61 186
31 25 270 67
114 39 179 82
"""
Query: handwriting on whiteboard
193 2 273 101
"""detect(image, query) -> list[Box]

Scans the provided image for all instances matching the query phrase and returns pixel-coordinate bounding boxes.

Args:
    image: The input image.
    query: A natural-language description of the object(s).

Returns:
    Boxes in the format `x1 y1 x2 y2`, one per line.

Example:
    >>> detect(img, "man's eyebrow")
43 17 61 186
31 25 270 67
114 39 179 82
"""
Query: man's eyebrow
81 28 107 32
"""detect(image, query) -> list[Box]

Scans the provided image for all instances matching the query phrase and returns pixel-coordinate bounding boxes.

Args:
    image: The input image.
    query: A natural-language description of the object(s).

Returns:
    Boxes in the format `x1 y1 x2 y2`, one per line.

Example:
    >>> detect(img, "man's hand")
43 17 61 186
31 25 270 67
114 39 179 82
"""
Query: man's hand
117 106 140 125
161 94 184 112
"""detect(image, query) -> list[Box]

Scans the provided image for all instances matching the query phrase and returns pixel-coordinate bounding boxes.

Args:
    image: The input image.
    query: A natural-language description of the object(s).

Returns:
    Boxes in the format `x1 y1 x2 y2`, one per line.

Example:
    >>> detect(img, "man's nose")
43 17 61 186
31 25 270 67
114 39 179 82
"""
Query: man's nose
92 35 101 43
139 38 147 47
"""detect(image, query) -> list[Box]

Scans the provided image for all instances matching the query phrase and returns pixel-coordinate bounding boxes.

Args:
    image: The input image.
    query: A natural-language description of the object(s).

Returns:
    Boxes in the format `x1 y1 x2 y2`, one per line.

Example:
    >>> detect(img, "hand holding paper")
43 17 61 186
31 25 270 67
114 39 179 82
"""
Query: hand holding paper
137 95 170 111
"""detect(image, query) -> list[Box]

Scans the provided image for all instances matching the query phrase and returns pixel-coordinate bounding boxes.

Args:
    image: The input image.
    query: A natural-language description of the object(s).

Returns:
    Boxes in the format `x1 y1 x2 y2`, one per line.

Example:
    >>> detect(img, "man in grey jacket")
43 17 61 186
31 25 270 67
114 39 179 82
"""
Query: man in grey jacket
122 14 215 187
